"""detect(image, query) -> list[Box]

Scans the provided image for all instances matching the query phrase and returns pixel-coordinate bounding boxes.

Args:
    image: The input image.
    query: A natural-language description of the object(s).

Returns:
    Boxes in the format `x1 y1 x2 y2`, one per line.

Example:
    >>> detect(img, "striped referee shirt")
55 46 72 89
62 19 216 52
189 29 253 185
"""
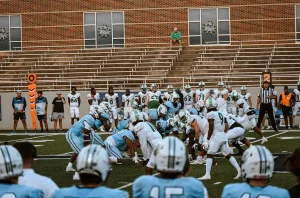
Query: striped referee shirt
258 87 274 104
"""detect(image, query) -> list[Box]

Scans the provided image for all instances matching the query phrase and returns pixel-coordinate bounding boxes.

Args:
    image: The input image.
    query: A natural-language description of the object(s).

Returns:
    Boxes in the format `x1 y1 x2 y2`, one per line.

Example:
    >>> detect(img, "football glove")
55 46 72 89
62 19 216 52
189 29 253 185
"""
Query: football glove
202 141 209 150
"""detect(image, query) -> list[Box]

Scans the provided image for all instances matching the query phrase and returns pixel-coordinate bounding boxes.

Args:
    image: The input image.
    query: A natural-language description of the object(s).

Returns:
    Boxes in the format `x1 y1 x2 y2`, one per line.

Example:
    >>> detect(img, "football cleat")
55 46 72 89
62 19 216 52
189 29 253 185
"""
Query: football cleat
234 168 242 179
199 174 211 180
66 166 76 172
73 172 80 180
261 136 268 144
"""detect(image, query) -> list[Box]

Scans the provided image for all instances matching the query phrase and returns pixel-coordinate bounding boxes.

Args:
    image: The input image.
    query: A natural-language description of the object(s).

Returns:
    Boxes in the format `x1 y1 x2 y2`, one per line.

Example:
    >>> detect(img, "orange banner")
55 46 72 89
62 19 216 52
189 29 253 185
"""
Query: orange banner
28 74 37 130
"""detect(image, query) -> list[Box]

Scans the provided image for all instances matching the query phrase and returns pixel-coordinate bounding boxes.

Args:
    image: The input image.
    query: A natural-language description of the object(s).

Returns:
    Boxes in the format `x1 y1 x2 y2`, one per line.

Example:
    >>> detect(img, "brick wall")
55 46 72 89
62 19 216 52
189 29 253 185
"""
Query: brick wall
0 0 298 48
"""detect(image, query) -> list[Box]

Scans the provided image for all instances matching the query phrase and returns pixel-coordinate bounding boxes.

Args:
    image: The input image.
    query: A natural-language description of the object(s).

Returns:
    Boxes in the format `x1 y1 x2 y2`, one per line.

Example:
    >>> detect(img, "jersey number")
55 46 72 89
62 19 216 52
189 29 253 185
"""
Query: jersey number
142 96 146 103
184 95 192 101
198 93 204 100
218 112 224 125
110 99 113 105
151 95 158 100
241 193 271 198
150 187 183 198
71 97 78 103
1 194 17 198
126 100 129 106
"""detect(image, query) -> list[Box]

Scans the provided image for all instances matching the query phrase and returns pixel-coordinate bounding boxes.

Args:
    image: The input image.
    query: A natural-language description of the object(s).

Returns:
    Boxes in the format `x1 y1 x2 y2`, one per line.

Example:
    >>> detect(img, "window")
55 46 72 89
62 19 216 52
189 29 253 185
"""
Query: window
296 5 300 41
188 8 230 45
83 12 125 48
0 15 21 51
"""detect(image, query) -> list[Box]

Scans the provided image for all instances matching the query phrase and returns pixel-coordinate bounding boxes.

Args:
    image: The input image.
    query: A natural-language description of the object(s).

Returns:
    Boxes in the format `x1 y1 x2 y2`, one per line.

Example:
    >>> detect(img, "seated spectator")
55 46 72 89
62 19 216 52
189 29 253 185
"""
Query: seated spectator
284 147 300 198
170 27 182 49
14 142 59 198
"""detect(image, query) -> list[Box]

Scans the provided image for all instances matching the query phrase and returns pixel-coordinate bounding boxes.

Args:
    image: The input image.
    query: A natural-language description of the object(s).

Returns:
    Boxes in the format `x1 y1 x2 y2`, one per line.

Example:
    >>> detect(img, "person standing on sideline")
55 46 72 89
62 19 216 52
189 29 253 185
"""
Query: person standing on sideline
278 86 295 129
68 86 81 125
12 90 28 133
256 81 279 132
14 142 59 198
87 87 101 106
36 91 49 133
52 91 66 132
170 27 182 49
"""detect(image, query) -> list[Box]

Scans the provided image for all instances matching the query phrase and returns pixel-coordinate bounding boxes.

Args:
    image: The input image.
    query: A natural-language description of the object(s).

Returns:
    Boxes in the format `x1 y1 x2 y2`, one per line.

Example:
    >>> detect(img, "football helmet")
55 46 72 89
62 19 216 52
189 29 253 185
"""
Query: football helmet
141 84 147 92
100 102 112 114
155 136 187 173
199 81 205 87
151 84 157 91
170 92 180 103
77 145 111 182
205 97 217 109
184 84 191 92
0 145 23 180
241 145 274 181
195 101 205 111
236 98 245 106
130 110 144 124
89 105 101 118
117 110 124 121
232 91 240 101
218 81 224 90
241 86 247 95
178 109 190 123
157 104 167 116
167 85 173 93
132 101 139 110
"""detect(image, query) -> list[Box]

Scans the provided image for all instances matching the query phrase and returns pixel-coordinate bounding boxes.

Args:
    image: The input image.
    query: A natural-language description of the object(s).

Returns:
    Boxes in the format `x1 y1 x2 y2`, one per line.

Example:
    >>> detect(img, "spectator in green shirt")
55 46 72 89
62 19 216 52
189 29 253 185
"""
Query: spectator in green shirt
170 27 182 49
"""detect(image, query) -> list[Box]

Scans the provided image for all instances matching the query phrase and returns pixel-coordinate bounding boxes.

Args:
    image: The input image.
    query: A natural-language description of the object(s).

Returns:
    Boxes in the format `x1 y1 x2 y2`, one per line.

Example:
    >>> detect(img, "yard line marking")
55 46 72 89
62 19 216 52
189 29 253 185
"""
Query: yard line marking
116 173 159 189
56 152 73 156
0 134 56 143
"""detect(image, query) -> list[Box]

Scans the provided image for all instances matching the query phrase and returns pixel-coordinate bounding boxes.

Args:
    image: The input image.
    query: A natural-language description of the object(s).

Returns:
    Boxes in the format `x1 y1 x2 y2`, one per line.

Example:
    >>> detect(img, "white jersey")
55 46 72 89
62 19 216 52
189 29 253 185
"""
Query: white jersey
238 98 251 116
182 91 194 105
188 115 208 136
148 91 161 102
138 91 148 105
214 89 228 99
68 93 80 108
87 93 100 106
224 115 237 128
105 93 118 107
239 92 251 104
163 92 172 101
227 91 237 106
271 90 278 107
294 89 300 102
122 94 135 107
196 89 209 101
206 111 226 134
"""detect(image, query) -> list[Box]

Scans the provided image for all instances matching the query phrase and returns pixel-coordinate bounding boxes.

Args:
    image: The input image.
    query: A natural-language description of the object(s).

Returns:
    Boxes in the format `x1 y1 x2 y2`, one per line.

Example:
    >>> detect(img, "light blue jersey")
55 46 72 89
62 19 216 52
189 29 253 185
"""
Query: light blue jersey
112 129 135 150
51 185 128 198
156 118 174 135
133 176 208 198
165 101 181 119
221 182 290 198
70 114 96 136
95 112 111 129
114 119 130 133
0 183 44 198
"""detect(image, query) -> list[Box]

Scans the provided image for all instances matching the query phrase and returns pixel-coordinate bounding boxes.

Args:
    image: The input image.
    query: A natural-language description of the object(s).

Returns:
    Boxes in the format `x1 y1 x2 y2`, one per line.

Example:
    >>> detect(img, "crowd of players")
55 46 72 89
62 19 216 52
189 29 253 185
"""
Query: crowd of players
2 81 300 197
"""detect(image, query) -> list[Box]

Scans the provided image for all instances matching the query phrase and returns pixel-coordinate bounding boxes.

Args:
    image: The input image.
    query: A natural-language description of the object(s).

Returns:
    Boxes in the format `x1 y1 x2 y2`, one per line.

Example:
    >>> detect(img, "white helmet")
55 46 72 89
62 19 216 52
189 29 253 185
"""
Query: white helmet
178 109 190 123
141 84 147 91
77 145 111 182
117 110 124 121
157 104 167 115
241 86 247 95
241 145 274 181
237 98 245 106
155 136 187 173
100 102 112 114
218 81 224 87
232 91 239 101
170 92 180 103
0 145 23 180
89 105 101 118
130 110 143 124
205 97 217 109
167 85 173 93
199 81 205 87
132 101 139 110
297 82 300 86
151 83 157 91
184 84 191 92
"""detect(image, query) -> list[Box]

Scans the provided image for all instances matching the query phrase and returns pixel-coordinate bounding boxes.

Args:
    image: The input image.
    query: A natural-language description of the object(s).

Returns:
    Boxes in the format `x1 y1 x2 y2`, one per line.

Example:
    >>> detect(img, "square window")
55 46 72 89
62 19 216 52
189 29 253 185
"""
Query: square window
10 15 21 27
11 42 21 50
218 8 229 20
219 35 230 44
84 13 95 25
113 12 123 24
189 9 200 21
297 33 300 41
218 21 230 35
297 6 300 18
297 19 300 33
84 26 96 39
113 39 124 48
85 40 96 48
189 22 201 35
10 28 21 41
113 25 124 38
189 36 201 45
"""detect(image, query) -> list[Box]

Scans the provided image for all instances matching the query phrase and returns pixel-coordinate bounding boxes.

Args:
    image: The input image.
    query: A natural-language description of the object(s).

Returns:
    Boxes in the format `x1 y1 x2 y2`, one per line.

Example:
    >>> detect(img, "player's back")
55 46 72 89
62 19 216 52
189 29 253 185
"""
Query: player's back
190 114 208 134
222 182 290 198
71 114 95 136
206 111 225 133
51 185 128 198
112 129 135 145
0 183 44 198
133 175 207 198
115 119 130 132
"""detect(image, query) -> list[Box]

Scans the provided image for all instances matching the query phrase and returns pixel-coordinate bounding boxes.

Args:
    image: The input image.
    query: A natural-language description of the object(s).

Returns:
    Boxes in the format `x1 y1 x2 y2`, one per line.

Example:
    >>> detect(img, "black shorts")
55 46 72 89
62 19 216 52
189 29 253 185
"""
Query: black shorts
37 115 47 120
282 106 292 116
14 112 26 120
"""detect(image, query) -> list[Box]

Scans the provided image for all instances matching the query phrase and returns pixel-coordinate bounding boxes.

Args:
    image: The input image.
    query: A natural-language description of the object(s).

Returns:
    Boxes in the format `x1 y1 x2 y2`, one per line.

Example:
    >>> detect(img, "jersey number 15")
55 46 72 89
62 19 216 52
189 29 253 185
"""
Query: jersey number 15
150 187 183 198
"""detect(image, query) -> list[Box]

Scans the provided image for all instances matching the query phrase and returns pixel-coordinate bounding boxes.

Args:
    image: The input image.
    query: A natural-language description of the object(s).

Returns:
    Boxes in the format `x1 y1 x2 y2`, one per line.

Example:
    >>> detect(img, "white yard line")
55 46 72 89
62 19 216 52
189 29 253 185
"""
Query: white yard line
0 134 56 143
116 173 159 190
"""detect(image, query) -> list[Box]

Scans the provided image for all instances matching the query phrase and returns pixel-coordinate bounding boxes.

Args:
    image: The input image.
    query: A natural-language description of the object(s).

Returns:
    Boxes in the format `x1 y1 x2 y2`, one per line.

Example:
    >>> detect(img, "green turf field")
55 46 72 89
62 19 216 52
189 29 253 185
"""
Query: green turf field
0 130 299 197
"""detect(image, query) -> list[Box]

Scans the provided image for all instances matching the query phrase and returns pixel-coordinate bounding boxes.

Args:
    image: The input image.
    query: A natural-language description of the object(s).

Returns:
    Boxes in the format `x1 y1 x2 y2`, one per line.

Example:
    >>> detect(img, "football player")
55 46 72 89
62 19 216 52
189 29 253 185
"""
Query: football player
129 111 162 175
194 100 207 117
199 98 241 180
122 89 135 120
87 88 100 106
145 84 163 122
196 81 209 103
236 98 268 144
181 84 196 111
104 87 119 127
221 146 290 198
163 85 174 101
227 86 238 115
164 92 182 119
113 111 130 133
132 102 149 121
68 86 81 125
52 145 129 198
0 145 44 198
137 84 148 113
240 86 252 107
156 105 177 136
133 136 208 198
213 82 228 113
293 82 300 128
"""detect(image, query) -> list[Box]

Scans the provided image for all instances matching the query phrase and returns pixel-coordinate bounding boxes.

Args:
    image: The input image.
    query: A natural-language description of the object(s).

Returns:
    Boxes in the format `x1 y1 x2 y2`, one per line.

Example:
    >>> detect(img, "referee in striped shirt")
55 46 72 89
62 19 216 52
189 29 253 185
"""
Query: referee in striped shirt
256 81 279 132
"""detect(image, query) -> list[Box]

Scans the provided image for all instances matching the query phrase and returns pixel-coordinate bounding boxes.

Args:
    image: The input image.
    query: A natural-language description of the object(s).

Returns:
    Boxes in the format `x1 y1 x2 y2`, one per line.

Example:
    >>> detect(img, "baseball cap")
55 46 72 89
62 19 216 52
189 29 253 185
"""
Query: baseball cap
16 90 22 93
56 91 62 95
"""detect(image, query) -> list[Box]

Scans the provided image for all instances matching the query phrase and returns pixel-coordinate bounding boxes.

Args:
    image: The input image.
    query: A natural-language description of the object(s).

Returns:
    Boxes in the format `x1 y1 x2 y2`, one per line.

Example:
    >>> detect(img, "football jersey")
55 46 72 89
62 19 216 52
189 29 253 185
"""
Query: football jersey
105 93 118 107
196 89 209 101
148 91 161 109
68 93 80 107
221 182 290 198
214 89 228 98
227 90 237 106
181 91 194 105
0 183 44 198
206 111 226 134
188 115 208 136
164 101 182 119
271 90 278 107
163 92 172 101
87 93 100 106
115 119 130 133
133 176 208 198
240 92 251 103
294 89 300 102
112 129 135 150
51 185 128 198
238 98 251 115
122 94 135 107
138 91 148 105
70 114 97 136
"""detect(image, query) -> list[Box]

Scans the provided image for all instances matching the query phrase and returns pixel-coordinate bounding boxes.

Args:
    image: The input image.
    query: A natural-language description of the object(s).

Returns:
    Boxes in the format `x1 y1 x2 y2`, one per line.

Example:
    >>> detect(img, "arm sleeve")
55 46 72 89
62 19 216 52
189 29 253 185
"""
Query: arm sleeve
52 98 56 105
